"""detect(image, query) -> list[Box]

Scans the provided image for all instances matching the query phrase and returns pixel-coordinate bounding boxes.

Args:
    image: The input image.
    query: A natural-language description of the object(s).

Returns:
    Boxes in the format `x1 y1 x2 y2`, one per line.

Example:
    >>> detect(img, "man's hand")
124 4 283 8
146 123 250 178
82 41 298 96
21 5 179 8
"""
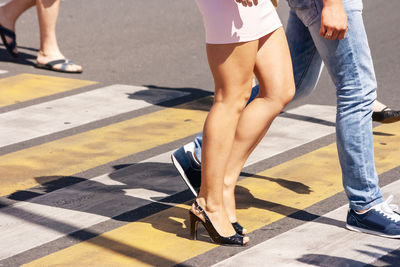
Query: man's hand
320 0 348 40
236 0 258 7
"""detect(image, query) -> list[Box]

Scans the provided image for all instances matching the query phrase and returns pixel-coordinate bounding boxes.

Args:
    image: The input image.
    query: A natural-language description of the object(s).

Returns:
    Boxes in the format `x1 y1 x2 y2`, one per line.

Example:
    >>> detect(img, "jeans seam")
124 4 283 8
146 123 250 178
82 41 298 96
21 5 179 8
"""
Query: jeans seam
344 19 373 200
296 46 318 90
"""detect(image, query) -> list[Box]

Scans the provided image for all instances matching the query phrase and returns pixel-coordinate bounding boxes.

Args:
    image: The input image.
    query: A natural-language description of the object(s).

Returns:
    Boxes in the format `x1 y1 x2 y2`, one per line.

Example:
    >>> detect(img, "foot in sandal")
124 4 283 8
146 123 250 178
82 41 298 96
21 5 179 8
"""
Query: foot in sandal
36 51 82 73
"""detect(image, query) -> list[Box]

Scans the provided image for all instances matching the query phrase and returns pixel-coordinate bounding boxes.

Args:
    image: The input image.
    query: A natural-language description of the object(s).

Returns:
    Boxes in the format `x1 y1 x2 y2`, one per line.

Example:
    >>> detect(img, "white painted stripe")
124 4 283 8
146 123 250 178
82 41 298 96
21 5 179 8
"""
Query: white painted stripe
144 104 336 168
0 70 7 75
0 84 188 147
213 181 400 267
123 188 171 203
246 104 336 166
0 104 336 260
0 202 109 260
91 173 126 186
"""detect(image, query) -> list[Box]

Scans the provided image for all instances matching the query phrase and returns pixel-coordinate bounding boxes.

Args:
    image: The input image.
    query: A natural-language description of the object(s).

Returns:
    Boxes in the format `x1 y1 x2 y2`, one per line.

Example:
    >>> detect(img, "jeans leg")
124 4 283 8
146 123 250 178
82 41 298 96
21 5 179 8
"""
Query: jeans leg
249 10 324 103
194 133 203 163
303 0 382 210
286 9 324 100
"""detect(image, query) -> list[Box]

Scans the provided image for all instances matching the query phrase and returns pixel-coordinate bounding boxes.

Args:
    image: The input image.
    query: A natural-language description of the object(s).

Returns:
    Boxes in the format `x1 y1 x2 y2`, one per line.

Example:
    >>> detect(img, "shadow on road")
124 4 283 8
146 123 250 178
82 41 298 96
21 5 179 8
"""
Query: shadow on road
0 45 37 67
297 244 400 267
0 159 348 265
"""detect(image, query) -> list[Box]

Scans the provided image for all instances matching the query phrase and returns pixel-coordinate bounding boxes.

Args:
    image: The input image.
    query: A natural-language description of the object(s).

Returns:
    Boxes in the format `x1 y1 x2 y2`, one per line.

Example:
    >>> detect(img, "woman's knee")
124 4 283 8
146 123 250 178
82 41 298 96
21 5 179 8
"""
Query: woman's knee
214 84 252 112
258 82 295 109
277 82 296 106
213 95 249 116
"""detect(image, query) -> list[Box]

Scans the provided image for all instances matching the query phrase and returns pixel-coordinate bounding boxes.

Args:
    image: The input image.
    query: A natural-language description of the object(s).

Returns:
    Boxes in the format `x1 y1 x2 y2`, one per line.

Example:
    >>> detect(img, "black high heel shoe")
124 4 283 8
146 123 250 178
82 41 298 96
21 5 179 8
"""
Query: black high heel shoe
232 222 246 235
189 201 246 246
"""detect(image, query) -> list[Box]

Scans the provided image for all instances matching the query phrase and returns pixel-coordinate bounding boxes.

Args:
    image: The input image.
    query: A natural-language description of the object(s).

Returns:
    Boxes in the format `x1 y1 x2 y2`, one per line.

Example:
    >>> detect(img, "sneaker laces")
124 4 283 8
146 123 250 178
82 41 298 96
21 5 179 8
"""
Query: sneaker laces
376 195 400 222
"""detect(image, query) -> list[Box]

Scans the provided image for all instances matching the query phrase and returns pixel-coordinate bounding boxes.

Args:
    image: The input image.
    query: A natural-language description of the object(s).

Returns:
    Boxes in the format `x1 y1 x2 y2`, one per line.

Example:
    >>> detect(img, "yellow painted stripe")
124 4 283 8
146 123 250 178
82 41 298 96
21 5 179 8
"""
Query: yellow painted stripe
0 97 212 197
0 74 96 107
24 123 400 266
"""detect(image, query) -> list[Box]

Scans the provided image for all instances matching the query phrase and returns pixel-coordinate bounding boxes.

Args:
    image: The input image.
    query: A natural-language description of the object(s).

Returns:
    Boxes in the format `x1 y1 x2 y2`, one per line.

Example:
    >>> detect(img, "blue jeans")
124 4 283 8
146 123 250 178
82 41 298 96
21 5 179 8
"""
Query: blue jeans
193 0 382 210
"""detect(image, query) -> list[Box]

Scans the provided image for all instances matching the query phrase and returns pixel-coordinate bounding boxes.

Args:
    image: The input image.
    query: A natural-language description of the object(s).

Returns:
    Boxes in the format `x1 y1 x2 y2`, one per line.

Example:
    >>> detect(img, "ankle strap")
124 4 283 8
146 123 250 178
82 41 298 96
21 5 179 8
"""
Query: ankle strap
194 200 204 213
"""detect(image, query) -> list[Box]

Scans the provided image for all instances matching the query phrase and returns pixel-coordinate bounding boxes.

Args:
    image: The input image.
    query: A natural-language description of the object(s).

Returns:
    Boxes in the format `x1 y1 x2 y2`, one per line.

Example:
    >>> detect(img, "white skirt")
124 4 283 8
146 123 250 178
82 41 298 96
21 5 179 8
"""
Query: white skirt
195 0 282 44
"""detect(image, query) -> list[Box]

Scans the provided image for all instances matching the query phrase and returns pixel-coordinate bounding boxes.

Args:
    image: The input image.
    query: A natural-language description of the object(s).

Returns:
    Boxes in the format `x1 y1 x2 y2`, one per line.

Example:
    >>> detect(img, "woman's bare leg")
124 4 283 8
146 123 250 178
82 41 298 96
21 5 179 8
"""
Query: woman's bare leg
0 0 35 54
222 28 295 224
36 0 82 72
194 41 258 241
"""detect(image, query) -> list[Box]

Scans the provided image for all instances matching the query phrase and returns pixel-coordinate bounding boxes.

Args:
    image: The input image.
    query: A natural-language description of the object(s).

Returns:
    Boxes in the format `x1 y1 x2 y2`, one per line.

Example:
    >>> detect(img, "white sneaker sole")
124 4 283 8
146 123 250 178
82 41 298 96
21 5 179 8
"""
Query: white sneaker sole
346 224 400 239
171 154 198 197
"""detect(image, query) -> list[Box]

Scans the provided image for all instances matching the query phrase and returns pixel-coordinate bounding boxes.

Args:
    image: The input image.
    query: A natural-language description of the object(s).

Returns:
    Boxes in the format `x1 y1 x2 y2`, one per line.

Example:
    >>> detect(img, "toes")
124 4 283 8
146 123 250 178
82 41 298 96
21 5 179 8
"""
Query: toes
54 63 82 72
66 64 81 72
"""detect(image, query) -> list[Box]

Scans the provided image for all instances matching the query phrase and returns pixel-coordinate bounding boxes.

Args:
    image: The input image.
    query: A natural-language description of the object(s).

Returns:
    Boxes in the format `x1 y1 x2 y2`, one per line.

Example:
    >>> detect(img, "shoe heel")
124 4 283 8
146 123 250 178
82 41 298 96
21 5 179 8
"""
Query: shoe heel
189 211 200 240
191 200 246 246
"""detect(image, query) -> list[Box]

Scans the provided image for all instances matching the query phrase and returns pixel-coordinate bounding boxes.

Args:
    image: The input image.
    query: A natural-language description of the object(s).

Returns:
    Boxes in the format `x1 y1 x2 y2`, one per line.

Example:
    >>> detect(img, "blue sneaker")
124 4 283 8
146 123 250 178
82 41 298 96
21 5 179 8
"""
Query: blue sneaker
171 142 201 197
346 195 400 238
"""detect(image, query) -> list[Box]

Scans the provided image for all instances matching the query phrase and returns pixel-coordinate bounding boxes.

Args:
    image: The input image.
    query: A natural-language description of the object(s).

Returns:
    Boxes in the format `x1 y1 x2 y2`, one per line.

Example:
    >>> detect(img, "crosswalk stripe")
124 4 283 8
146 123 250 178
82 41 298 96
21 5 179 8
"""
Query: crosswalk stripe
22 122 400 266
144 104 337 168
0 104 337 261
213 180 400 267
1 201 110 260
0 84 188 147
246 104 336 166
0 73 96 108
0 97 211 197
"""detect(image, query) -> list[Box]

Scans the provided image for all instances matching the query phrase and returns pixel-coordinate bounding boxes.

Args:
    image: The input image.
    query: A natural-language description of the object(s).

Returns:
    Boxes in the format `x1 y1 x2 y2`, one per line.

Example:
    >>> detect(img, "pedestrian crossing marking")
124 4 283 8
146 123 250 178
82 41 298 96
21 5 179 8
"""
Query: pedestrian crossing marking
0 73 96 108
0 97 211 197
0 201 109 260
0 84 188 147
213 180 400 267
23 122 400 266
0 105 338 261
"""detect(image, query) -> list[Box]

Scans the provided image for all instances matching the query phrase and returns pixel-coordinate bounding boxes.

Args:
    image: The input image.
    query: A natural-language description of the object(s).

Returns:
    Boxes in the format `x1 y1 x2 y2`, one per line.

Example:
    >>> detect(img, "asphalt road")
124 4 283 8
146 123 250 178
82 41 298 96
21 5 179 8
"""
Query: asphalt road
0 0 400 266
1 0 399 108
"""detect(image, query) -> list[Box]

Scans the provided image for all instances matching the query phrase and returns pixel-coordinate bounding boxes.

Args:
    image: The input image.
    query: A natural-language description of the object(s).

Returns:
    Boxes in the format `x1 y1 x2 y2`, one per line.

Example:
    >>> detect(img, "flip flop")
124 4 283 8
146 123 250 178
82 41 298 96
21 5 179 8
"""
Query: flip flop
0 24 18 58
36 59 83 73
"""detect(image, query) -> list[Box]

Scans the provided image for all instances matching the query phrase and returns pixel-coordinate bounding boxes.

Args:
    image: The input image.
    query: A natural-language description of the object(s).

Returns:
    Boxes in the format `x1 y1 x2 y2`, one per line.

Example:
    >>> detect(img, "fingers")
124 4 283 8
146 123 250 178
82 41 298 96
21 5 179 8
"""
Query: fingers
320 26 348 40
331 30 340 40
235 0 258 7
324 30 337 40
337 29 347 40
319 24 326 38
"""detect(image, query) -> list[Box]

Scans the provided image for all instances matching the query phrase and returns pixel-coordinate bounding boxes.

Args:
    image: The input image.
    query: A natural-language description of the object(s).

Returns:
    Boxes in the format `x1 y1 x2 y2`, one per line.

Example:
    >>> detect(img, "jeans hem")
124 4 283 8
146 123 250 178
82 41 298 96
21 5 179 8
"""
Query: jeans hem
349 197 383 211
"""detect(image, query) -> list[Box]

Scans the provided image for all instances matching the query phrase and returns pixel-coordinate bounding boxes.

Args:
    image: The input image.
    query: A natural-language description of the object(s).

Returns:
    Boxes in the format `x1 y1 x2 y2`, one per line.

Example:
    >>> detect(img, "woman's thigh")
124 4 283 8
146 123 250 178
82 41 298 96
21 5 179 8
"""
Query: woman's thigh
206 41 259 103
254 27 295 103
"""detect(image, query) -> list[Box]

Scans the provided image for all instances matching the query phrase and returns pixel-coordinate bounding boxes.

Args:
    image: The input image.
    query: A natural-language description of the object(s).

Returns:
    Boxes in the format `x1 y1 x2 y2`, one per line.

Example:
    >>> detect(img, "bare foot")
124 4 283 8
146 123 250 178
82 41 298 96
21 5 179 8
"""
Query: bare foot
373 100 389 112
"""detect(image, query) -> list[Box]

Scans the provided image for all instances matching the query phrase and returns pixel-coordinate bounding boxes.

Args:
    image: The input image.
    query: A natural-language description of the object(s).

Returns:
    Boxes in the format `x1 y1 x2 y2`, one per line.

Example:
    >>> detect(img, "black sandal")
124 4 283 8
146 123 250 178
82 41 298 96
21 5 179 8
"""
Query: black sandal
189 201 246 246
36 59 83 74
0 24 18 58
372 107 400 124
232 221 247 235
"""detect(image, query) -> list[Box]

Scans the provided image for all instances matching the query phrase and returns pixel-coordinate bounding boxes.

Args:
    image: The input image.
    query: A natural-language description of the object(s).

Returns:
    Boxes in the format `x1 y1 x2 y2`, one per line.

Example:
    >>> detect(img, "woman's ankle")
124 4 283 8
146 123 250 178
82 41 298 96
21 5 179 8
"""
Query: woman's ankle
0 8 16 29
222 186 237 221
195 196 224 214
